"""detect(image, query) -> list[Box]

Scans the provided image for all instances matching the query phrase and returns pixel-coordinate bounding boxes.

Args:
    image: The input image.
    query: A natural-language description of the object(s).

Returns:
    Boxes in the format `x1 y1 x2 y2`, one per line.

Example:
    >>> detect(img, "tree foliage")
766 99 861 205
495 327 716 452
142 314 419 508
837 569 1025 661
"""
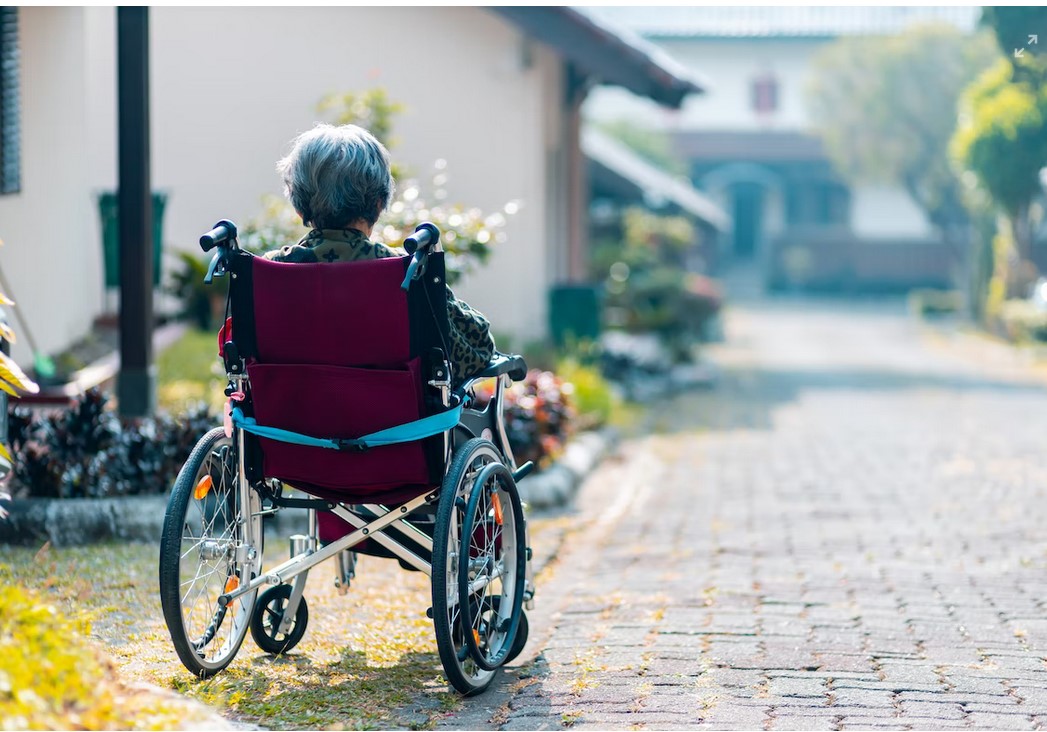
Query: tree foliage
807 24 996 238
952 60 1047 222
951 8 1047 275
981 7 1047 68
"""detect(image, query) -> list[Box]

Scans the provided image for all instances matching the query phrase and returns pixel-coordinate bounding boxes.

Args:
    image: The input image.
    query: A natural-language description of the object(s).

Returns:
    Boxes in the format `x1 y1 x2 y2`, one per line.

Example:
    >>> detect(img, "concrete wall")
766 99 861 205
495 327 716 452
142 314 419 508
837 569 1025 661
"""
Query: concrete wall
850 184 934 240
3 6 569 366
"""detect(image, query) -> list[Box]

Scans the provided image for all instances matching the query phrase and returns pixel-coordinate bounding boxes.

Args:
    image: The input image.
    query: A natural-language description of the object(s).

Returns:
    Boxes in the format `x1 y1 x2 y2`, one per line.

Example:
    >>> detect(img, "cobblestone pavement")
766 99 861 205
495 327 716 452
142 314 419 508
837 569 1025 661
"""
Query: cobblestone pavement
442 296 1047 731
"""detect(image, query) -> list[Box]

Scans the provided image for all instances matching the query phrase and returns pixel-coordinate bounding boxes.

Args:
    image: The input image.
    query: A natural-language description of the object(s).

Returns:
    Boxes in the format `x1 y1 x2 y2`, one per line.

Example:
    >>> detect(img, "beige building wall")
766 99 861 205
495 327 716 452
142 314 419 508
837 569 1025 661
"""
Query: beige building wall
3 6 567 366
0 8 104 365
586 38 817 133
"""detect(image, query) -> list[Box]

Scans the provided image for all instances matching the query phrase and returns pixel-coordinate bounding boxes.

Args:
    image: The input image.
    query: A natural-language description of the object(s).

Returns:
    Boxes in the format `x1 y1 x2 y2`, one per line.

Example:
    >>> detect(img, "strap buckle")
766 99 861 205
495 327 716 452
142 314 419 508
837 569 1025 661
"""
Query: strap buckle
335 439 369 453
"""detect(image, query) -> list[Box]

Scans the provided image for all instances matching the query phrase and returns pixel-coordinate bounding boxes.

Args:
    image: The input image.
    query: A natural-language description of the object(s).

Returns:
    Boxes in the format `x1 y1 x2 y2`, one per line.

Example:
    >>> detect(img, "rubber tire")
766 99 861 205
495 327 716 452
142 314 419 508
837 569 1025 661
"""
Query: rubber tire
250 584 309 655
508 610 529 663
432 438 504 695
159 428 260 678
458 462 526 672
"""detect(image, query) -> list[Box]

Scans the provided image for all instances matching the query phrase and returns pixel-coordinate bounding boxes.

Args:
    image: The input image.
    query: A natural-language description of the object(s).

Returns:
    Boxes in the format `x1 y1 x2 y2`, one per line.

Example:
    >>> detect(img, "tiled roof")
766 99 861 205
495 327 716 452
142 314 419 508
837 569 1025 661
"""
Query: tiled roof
578 6 980 39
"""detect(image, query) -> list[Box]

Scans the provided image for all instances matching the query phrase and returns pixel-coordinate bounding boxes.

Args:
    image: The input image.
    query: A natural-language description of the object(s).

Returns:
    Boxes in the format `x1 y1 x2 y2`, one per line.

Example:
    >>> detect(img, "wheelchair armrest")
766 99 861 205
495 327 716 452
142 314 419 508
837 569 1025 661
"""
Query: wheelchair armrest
473 354 528 382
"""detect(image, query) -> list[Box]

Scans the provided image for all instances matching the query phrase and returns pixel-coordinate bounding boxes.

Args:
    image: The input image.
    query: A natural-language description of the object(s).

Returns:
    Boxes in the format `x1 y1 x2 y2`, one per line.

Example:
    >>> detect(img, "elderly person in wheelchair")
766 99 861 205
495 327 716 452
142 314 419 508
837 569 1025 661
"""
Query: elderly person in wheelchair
266 123 495 387
157 124 533 696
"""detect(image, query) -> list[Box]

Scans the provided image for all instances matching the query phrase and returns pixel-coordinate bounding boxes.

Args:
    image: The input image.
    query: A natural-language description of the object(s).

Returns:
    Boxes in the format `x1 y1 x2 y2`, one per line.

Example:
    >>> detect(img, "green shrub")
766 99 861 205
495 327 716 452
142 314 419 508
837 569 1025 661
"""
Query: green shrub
594 207 722 363
556 357 617 429
7 389 215 499
909 289 963 317
996 299 1047 342
167 251 228 330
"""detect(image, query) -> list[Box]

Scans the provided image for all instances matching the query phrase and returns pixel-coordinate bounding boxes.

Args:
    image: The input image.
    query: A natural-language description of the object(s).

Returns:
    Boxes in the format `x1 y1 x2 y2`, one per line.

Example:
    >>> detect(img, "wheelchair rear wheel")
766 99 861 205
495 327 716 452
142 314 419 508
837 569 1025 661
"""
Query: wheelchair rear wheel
432 439 525 695
458 461 526 671
159 428 262 677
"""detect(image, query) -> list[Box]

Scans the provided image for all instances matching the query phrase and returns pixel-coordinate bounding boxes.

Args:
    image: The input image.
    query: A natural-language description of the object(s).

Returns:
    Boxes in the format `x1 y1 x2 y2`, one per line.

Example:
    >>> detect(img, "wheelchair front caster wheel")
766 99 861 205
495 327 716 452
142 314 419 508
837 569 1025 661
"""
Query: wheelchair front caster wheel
250 584 308 655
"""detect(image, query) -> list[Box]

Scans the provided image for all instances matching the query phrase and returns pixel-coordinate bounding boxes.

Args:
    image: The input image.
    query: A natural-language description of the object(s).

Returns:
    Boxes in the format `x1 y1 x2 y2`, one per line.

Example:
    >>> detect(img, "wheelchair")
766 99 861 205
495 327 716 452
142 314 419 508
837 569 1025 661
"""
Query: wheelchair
158 220 534 695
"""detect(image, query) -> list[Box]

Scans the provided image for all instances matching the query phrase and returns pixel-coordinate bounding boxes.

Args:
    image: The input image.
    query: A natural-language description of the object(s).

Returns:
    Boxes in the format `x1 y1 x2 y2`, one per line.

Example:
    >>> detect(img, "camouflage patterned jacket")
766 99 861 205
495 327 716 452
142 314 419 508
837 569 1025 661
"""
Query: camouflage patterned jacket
264 228 496 384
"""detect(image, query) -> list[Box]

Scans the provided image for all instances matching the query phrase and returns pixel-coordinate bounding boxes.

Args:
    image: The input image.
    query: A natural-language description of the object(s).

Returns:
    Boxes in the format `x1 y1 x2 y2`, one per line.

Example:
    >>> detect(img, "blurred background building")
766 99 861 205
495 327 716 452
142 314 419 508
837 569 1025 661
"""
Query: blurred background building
583 6 982 292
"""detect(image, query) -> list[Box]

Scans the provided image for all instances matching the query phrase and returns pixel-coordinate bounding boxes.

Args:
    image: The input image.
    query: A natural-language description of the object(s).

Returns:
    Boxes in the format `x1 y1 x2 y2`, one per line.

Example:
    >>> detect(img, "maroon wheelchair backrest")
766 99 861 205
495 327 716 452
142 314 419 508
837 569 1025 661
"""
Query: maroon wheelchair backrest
251 256 411 367
224 251 450 503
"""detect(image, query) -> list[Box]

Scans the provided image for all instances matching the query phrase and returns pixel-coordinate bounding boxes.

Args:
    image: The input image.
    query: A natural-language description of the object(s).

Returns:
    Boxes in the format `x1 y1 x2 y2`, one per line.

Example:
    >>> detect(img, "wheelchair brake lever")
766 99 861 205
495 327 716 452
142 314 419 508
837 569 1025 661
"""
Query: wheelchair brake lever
204 250 226 284
400 250 427 291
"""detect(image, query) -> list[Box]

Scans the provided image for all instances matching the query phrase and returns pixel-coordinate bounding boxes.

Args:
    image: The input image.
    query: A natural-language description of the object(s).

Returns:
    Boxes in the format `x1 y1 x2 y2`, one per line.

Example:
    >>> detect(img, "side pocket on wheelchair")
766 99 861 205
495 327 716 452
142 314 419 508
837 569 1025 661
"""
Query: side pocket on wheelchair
246 359 431 495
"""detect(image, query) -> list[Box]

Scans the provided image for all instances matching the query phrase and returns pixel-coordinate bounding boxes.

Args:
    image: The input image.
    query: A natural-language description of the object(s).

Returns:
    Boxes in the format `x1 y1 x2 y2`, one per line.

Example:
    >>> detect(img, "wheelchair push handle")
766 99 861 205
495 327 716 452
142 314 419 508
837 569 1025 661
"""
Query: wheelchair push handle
200 219 238 252
401 222 441 291
404 222 440 255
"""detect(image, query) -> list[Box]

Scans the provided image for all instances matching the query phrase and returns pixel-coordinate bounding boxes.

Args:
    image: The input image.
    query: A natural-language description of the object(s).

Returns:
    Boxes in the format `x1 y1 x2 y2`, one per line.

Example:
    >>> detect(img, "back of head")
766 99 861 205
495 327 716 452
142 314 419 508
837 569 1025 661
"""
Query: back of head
277 123 395 230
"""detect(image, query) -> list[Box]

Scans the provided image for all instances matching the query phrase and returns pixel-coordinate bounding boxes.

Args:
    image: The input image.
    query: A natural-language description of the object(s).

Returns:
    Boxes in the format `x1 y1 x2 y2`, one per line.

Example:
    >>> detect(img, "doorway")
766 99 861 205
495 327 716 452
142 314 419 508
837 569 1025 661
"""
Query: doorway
731 183 764 259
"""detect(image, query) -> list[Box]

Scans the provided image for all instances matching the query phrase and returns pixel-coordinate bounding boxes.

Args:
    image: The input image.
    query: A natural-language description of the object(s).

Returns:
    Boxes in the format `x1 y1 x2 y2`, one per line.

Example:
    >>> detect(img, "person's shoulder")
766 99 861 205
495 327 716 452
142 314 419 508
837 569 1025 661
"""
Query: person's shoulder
263 244 319 263
372 241 400 259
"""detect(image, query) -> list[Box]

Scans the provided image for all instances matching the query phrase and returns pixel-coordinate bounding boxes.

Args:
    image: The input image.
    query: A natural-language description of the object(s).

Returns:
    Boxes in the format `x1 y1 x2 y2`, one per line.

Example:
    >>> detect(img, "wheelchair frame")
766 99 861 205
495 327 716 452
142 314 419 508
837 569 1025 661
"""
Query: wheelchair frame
158 221 534 696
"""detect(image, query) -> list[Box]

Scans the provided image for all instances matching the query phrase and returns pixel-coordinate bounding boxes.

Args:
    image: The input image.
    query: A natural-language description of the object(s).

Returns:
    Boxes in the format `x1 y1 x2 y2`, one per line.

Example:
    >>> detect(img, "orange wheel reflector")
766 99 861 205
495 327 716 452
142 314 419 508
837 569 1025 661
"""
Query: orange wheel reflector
194 475 213 500
473 629 481 647
492 492 504 526
224 576 239 594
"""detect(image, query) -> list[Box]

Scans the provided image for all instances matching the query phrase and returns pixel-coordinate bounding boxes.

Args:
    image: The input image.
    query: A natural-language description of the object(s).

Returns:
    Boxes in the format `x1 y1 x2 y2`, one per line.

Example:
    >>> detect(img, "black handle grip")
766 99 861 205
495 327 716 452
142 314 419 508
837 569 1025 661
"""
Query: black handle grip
200 219 238 252
404 222 440 255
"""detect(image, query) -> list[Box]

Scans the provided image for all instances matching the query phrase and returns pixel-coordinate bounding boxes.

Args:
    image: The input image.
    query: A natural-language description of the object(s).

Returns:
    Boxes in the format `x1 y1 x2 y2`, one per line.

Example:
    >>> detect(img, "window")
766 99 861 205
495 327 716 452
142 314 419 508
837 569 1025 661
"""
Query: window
751 72 778 116
0 7 20 194
787 181 850 226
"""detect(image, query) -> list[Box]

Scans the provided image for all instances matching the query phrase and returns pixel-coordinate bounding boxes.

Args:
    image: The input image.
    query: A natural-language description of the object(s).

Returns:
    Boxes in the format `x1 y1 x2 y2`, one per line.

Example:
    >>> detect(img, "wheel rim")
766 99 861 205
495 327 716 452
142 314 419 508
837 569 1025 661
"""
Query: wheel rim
176 438 258 670
261 598 290 643
251 583 307 654
458 463 522 671
438 446 499 689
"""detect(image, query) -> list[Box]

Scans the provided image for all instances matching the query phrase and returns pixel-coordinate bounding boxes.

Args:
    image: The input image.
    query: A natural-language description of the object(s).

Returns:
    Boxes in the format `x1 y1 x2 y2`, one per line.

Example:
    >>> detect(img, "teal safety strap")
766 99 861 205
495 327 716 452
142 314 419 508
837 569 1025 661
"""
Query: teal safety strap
231 400 464 452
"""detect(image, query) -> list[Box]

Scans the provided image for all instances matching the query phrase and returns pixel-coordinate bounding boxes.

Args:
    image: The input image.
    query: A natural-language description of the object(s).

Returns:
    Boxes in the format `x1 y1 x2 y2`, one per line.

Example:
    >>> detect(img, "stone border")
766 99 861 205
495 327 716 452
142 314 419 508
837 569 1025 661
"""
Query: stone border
0 495 169 547
515 428 619 510
0 430 618 547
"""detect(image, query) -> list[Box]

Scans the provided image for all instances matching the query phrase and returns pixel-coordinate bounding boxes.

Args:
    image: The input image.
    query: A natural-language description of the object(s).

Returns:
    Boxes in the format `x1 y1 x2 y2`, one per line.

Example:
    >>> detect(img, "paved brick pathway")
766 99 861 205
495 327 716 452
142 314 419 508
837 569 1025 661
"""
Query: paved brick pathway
443 296 1047 730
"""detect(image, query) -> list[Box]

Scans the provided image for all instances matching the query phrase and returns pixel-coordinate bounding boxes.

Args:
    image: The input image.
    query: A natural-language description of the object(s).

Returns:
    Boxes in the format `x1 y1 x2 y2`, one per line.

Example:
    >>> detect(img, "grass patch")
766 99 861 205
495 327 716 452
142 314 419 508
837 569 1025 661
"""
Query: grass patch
156 328 225 414
1 515 565 729
0 540 471 729
0 573 212 730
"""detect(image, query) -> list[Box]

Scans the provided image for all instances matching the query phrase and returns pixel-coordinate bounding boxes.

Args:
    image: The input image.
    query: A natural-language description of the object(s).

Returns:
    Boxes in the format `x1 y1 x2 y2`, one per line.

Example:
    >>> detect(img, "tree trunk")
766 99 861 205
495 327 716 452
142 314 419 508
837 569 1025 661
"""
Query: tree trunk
1008 204 1038 298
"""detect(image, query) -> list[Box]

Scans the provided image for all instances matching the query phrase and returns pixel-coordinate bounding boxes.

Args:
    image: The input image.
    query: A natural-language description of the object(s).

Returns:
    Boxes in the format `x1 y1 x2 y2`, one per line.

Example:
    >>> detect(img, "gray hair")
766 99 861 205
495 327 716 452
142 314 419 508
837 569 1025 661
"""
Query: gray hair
277 123 395 229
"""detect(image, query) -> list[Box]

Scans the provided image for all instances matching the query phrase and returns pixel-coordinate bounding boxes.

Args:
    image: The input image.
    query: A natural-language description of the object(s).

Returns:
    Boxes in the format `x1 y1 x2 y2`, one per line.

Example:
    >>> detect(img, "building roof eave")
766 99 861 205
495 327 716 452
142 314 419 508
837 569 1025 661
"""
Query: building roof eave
490 6 706 109
584 128 728 230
